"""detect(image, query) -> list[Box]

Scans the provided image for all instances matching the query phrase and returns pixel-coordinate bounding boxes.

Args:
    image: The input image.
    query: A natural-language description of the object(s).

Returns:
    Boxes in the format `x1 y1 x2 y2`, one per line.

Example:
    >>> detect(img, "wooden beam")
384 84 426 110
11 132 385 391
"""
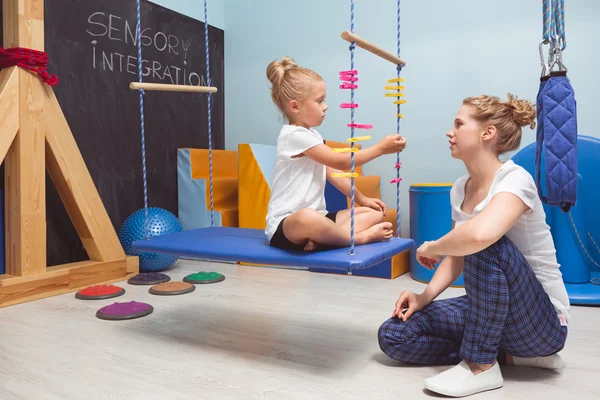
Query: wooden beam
129 82 218 93
2 0 44 50
4 70 47 277
44 88 127 262
0 67 19 164
0 256 138 307
341 31 407 67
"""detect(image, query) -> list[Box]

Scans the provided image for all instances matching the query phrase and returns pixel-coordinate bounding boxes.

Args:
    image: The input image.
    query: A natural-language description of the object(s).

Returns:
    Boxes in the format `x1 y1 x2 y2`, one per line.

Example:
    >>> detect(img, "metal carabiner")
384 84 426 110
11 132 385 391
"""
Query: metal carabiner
553 39 568 72
539 40 554 77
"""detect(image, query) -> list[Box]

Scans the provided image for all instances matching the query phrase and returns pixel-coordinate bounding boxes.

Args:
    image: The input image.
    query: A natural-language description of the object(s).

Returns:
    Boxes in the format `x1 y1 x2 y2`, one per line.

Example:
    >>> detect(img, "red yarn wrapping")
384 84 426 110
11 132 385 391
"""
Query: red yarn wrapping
0 47 59 86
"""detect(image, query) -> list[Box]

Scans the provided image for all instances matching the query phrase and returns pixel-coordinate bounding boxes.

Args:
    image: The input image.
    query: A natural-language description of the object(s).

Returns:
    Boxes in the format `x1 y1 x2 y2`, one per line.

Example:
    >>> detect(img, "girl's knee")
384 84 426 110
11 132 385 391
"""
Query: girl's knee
361 207 385 223
291 208 323 225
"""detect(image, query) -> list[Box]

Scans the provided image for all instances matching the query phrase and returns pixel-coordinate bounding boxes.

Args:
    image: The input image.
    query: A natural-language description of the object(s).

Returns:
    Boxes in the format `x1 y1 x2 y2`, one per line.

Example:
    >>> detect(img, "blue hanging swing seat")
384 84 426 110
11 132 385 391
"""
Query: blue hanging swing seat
132 227 414 273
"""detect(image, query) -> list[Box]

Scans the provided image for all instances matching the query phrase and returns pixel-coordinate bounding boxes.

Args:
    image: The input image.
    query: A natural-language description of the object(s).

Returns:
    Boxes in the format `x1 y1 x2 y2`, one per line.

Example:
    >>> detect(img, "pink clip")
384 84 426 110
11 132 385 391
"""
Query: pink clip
339 75 358 82
339 69 358 75
390 178 403 184
395 162 402 169
347 123 373 129
340 82 358 89
340 103 359 109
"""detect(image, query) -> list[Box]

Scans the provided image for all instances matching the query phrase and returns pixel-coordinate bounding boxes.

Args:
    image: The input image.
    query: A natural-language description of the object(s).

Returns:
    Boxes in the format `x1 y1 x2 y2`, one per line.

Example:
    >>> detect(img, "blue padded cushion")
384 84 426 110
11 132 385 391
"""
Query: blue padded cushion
535 71 578 211
132 227 414 271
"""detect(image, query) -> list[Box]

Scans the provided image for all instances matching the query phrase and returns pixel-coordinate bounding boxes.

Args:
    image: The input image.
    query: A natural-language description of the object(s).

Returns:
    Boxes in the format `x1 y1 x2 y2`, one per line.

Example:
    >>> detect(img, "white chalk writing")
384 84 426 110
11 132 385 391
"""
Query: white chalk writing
87 11 207 86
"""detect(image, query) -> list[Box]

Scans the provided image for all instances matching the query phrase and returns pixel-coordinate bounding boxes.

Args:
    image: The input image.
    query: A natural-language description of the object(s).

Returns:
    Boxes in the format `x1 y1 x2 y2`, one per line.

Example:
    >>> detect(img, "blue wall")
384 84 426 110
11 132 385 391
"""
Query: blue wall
223 0 600 236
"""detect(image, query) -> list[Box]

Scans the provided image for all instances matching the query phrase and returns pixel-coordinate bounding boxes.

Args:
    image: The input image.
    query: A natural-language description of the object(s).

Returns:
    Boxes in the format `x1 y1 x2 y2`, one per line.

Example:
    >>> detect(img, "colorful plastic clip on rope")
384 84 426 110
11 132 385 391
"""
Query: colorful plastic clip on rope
340 82 359 89
347 136 372 143
390 178 403 184
347 123 373 129
340 103 359 109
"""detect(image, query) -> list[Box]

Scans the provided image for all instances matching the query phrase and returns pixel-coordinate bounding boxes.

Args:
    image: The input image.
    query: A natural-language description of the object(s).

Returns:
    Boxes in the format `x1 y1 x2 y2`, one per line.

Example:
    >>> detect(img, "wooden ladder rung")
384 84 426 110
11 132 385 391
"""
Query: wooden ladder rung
129 82 218 93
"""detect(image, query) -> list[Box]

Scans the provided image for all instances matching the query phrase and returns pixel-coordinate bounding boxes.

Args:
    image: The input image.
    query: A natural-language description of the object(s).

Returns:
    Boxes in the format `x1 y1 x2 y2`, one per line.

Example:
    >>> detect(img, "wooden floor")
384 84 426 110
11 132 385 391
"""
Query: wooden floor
0 260 598 399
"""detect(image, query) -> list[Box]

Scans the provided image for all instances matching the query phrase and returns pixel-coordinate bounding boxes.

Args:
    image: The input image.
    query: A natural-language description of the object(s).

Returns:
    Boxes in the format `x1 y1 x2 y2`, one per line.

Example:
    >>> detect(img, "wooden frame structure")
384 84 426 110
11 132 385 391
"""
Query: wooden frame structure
0 0 138 307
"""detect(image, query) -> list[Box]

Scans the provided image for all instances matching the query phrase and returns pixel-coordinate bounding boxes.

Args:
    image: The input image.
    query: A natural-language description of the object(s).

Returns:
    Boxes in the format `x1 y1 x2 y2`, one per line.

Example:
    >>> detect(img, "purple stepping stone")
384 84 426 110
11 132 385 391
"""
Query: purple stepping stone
127 273 171 285
96 301 154 321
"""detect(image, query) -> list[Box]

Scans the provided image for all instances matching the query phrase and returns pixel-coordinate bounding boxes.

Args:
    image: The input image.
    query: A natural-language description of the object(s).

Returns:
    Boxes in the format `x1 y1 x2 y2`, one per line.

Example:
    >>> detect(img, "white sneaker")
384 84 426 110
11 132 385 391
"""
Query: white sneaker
512 353 566 370
424 361 503 397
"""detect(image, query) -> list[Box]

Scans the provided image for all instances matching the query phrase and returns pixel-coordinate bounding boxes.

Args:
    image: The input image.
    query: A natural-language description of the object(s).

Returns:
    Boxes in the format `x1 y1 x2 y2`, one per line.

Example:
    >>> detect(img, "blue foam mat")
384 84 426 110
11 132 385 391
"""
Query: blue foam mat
132 227 414 271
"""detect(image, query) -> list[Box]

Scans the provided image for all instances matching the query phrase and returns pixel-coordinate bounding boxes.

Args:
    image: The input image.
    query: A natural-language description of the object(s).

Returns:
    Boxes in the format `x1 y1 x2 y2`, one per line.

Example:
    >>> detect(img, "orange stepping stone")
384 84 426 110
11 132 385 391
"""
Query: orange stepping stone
149 281 196 296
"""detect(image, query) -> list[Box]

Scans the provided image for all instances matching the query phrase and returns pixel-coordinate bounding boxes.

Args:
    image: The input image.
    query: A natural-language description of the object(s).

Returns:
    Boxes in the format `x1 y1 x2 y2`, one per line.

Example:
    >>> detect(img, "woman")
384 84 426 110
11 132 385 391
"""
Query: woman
378 94 570 397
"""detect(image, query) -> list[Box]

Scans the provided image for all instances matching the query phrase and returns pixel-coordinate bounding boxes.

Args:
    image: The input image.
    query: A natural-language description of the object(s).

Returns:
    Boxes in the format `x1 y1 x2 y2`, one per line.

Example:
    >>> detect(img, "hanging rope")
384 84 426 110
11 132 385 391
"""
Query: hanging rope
0 47 59 86
540 0 566 74
204 0 215 228
349 0 356 255
135 0 150 240
133 0 215 235
386 0 404 237
395 0 402 237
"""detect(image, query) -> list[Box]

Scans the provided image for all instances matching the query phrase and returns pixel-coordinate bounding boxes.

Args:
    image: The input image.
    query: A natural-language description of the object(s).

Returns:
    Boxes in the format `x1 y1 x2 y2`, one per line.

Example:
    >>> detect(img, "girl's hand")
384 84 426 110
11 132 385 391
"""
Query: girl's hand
359 197 387 215
377 134 407 155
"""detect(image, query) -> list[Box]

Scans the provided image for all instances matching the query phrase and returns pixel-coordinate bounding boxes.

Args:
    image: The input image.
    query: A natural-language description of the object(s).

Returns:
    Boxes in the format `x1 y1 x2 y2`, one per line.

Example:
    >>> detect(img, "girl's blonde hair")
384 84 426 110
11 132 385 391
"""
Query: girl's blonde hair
463 93 537 154
266 57 323 119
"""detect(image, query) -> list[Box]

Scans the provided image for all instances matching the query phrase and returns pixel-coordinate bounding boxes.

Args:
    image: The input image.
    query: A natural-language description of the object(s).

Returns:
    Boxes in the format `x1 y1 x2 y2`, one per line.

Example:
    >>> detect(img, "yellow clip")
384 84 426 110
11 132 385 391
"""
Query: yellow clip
347 136 371 142
385 86 404 90
394 99 407 105
385 93 405 97
396 113 405 118
332 147 359 153
387 78 405 83
331 172 359 178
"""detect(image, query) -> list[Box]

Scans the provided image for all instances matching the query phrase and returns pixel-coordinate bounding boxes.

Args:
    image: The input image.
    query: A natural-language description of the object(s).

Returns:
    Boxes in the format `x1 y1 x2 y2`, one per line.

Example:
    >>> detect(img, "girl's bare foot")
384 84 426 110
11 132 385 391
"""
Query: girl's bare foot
304 239 320 252
356 222 393 245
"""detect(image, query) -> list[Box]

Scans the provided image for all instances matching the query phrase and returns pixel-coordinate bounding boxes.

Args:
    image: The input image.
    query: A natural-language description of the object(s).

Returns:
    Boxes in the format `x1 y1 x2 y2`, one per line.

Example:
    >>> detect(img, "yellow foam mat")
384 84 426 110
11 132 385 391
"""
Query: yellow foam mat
238 144 270 229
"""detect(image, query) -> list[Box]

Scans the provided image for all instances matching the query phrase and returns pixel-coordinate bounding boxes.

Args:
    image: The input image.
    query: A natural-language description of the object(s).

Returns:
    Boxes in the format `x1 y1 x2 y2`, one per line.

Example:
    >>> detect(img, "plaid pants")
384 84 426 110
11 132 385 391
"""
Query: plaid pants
378 235 568 365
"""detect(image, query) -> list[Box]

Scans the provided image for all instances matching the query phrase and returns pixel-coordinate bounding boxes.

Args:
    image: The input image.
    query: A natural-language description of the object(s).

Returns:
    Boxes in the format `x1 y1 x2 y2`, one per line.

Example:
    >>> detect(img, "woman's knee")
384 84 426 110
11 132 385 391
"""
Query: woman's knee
465 235 525 272
377 318 417 363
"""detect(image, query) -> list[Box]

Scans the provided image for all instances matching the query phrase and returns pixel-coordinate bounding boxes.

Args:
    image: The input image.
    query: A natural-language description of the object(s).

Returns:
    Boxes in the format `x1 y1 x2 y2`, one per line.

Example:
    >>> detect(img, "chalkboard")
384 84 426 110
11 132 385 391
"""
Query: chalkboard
1 0 224 266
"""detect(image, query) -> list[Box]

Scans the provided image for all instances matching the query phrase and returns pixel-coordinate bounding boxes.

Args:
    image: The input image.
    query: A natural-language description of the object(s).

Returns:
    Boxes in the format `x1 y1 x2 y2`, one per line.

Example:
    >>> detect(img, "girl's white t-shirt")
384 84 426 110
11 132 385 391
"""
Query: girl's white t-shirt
265 125 328 241
450 160 571 323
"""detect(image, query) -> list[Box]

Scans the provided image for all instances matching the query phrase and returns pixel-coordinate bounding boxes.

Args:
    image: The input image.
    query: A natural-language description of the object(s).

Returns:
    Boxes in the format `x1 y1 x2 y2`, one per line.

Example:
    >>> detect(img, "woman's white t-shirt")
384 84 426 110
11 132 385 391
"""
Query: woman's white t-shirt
265 125 328 241
450 160 571 323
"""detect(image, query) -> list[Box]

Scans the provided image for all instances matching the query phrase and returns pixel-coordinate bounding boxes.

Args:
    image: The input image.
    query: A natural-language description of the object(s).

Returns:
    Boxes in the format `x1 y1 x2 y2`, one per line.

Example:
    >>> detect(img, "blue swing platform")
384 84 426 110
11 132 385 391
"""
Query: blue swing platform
132 227 414 272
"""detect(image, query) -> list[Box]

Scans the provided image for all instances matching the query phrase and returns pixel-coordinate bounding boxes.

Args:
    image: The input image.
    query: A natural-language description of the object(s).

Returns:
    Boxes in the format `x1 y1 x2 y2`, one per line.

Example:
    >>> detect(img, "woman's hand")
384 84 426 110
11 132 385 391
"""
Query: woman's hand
358 197 387 215
416 241 443 270
393 291 430 321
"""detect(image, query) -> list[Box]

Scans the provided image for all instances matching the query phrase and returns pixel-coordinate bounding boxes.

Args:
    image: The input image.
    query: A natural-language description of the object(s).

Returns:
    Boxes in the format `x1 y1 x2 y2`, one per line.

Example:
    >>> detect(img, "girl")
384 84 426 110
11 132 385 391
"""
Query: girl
265 57 407 252
378 94 570 397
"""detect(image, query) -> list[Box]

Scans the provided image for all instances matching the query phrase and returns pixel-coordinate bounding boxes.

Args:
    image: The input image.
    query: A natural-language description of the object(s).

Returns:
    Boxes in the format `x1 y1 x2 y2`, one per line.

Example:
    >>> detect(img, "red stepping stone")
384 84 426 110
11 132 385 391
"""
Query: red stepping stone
75 284 125 300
